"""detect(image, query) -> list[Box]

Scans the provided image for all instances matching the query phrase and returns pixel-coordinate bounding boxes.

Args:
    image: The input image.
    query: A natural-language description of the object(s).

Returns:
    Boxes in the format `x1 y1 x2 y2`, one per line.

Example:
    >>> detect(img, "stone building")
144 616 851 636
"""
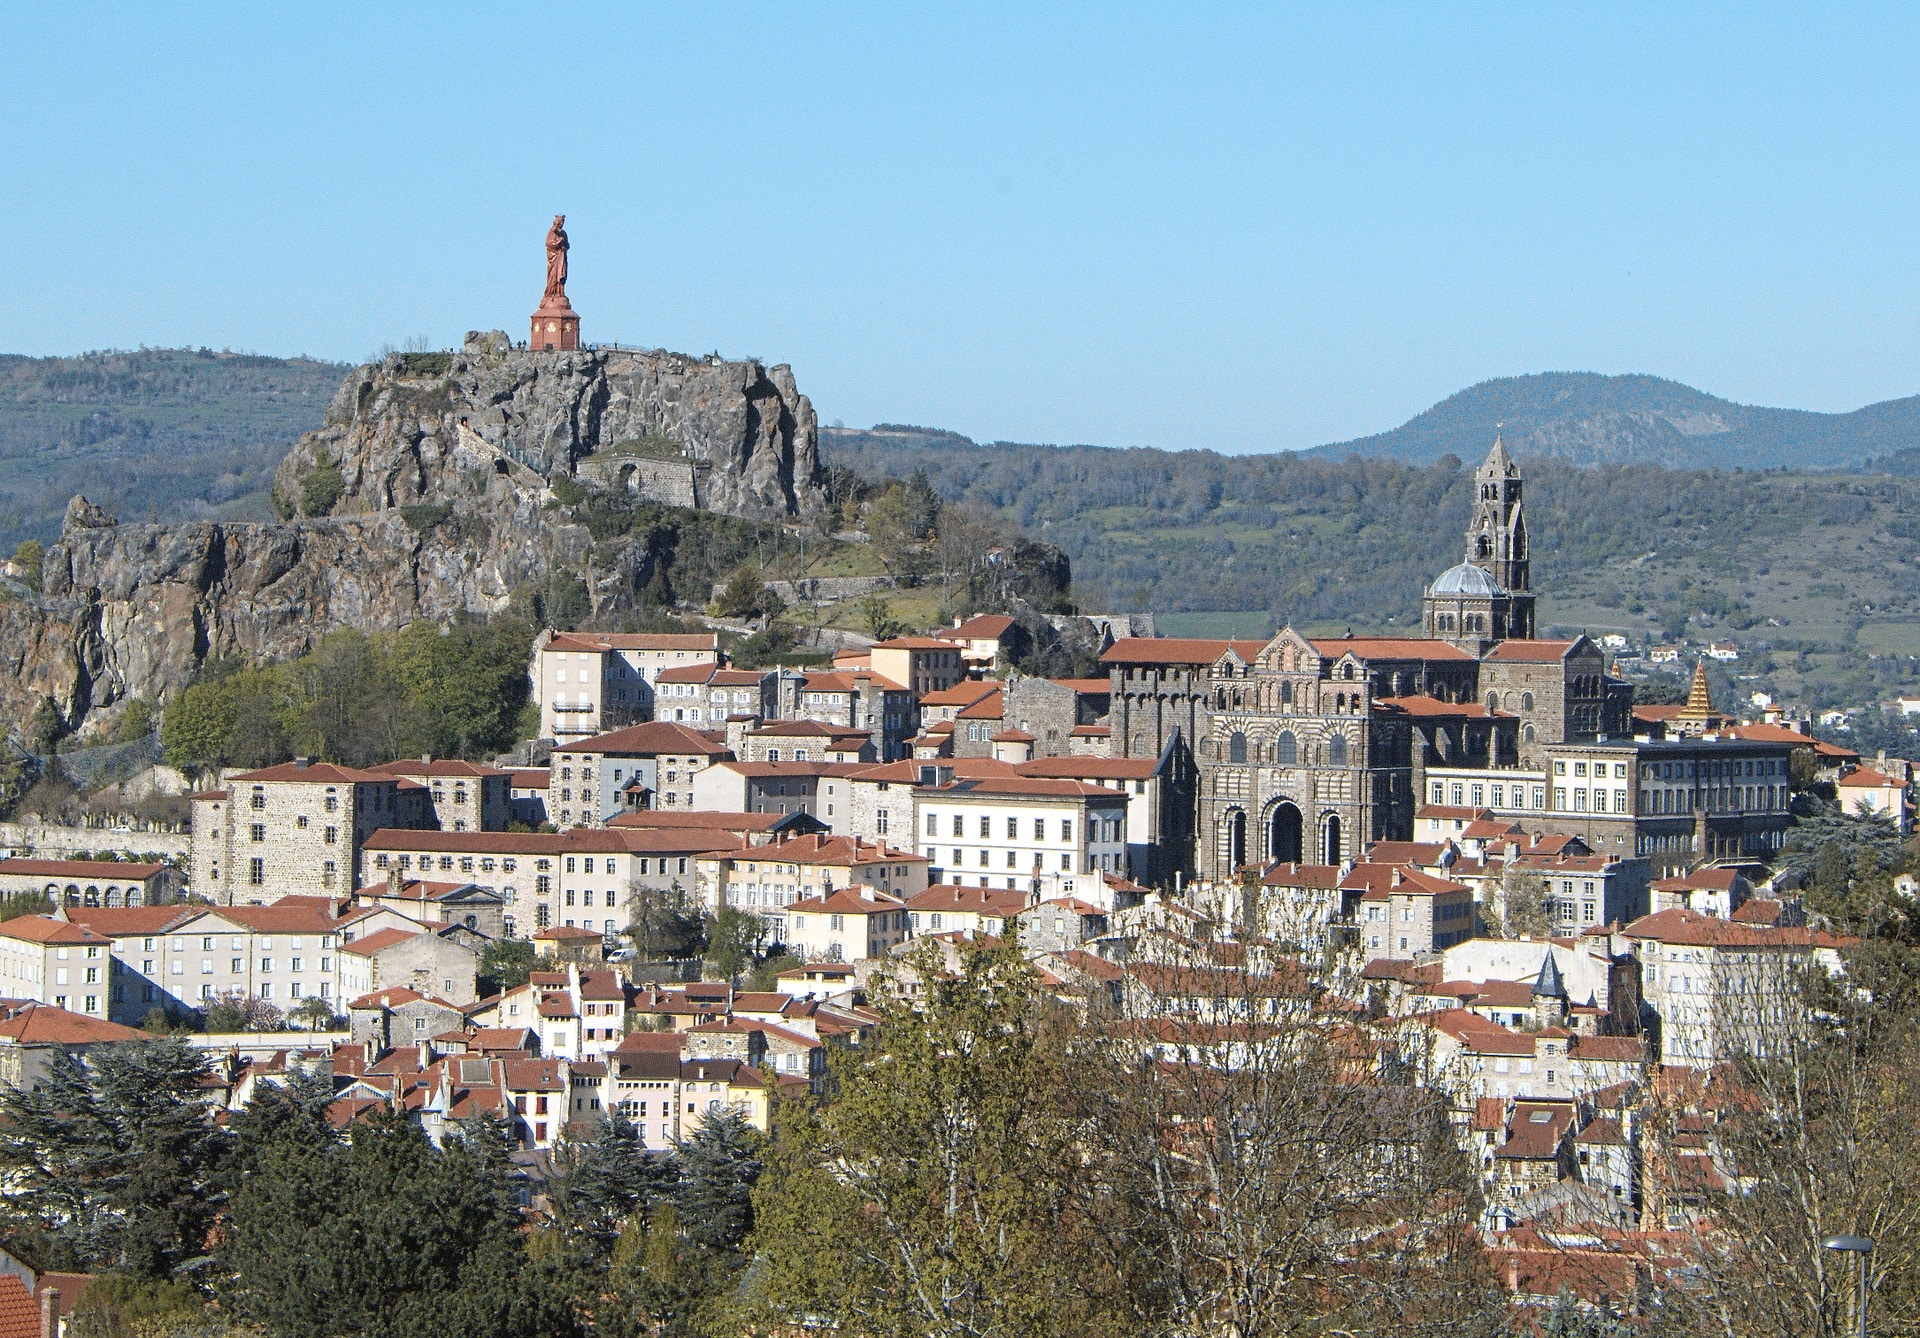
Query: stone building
366 758 512 832
190 761 433 903
1102 438 1658 884
532 631 722 742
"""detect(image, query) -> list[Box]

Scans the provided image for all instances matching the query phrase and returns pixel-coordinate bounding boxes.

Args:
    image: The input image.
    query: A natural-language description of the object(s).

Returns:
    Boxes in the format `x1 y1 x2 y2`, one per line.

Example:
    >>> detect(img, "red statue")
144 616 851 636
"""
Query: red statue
543 214 570 305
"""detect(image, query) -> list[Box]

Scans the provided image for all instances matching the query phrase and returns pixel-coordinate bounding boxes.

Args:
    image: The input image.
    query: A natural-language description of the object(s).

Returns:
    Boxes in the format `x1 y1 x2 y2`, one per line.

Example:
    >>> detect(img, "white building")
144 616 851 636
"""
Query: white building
913 777 1129 892
533 631 721 742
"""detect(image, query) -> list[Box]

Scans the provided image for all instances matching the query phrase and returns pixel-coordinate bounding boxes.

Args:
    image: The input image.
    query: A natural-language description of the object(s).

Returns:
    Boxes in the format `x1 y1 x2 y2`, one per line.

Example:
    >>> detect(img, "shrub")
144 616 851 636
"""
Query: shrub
400 502 452 533
300 462 346 516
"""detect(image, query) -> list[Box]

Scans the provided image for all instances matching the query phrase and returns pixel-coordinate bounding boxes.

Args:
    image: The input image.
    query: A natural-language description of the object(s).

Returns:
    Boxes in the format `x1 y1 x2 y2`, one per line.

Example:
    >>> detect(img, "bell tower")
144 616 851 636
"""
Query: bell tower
1466 434 1534 638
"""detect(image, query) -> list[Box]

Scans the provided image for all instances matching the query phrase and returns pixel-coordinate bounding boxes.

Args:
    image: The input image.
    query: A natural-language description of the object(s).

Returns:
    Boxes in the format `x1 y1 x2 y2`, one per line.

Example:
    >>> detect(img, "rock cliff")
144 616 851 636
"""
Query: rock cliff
0 339 829 739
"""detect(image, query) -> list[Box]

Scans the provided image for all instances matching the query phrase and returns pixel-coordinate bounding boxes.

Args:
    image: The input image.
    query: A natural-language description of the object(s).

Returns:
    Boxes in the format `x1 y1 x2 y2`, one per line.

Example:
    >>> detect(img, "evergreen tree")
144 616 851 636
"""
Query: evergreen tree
0 1039 220 1277
674 1109 761 1253
552 1112 678 1242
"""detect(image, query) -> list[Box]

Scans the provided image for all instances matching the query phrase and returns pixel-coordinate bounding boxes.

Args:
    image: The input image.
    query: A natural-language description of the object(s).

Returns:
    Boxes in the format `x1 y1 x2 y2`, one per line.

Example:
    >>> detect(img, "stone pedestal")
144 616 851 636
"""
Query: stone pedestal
530 301 580 351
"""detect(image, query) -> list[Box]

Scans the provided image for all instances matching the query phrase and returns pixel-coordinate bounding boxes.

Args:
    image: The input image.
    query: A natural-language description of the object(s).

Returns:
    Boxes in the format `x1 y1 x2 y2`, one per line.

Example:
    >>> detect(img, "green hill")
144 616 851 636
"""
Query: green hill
827 427 1920 710
0 347 345 548
1300 371 1920 470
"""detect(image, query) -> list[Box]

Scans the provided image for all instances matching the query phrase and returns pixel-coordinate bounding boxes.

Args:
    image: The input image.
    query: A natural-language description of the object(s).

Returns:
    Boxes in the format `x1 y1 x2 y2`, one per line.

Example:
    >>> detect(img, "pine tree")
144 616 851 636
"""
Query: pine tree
553 1111 678 1241
674 1109 761 1252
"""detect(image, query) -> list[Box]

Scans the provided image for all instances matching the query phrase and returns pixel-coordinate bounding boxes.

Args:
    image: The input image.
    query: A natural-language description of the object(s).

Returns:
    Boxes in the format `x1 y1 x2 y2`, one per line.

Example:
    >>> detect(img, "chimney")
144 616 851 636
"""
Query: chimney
387 865 402 897
294 756 312 769
38 1285 57 1338
421 754 433 765
1391 868 1403 887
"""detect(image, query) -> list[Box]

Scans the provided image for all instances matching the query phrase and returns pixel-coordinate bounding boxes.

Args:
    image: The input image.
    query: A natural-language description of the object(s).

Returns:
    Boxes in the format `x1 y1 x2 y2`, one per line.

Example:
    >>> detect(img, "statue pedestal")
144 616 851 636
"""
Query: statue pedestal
531 300 580 351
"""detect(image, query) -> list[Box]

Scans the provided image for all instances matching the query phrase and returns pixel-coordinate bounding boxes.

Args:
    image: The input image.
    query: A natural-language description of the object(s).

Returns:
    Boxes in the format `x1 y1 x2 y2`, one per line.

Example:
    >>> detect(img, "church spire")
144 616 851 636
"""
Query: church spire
1481 426 1517 479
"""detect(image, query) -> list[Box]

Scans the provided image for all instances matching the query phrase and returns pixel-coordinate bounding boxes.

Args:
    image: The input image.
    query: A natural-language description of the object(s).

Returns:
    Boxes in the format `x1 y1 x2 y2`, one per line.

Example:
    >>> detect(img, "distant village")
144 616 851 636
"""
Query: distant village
0 439 1904 1327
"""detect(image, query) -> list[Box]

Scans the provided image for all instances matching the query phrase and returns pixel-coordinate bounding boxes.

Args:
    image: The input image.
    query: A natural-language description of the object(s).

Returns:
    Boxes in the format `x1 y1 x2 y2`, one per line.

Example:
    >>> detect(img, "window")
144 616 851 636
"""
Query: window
249 858 265 885
1228 732 1248 764
250 823 266 843
1327 735 1348 767
1276 731 1297 765
1061 820 1073 843
250 788 266 810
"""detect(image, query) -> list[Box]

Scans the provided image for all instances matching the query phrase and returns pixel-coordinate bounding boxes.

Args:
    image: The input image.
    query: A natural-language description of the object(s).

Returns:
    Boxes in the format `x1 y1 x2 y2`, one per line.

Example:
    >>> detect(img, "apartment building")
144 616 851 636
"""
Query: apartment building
913 777 1130 891
865 636 966 697
692 833 928 940
786 886 910 963
1623 908 1835 1066
689 760 869 824
550 721 732 826
190 761 432 902
533 631 722 742
787 669 917 761
365 758 511 832
1344 863 1477 961
652 664 777 727
0 916 115 1020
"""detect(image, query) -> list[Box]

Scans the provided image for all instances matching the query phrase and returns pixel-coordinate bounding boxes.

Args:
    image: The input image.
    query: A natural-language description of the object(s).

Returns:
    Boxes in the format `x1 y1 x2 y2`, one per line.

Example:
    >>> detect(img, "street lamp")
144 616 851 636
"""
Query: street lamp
1822 1235 1873 1338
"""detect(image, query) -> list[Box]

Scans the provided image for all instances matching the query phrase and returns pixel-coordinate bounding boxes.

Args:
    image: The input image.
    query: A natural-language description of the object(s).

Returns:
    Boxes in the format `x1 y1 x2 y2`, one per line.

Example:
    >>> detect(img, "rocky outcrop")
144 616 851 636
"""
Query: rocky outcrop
273 333 826 521
0 340 830 738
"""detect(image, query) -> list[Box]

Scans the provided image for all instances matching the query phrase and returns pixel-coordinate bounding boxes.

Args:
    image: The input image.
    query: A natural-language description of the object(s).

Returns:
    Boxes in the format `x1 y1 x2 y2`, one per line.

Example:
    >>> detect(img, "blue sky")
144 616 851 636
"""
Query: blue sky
5 4 1918 452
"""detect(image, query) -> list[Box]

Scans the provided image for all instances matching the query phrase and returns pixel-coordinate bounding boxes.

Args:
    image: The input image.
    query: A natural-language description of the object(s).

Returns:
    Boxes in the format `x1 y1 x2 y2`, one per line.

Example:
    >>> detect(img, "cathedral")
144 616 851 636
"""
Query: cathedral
1104 437 1633 880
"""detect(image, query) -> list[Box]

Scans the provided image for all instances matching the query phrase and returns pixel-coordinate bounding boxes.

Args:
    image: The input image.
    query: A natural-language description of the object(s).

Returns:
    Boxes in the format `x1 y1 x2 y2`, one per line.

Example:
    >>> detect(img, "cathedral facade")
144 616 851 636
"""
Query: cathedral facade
1104 437 1633 882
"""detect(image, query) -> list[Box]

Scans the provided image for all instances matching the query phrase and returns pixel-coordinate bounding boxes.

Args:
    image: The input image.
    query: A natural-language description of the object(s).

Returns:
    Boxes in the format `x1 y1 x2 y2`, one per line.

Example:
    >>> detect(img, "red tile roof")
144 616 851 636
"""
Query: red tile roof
868 636 961 650
60 905 204 936
545 632 718 652
1377 695 1504 719
0 1002 149 1045
941 614 1017 640
906 884 1030 916
1311 636 1474 662
368 758 508 779
0 1274 38 1338
339 928 423 956
955 691 1006 720
0 857 166 879
1016 757 1159 780
788 886 908 915
0 916 107 945
1101 637 1268 666
227 761 397 784
918 680 1003 708
932 777 1128 800
567 722 731 757
1260 861 1341 889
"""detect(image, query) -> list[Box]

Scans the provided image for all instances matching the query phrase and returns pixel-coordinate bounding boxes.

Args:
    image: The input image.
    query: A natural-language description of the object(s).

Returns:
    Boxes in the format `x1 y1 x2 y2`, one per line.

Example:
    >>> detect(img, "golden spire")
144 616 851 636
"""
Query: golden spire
1677 659 1714 721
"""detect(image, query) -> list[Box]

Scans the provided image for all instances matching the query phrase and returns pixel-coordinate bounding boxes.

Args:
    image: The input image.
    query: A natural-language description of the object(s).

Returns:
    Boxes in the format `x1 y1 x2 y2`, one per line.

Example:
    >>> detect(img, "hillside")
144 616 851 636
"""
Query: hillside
0 348 345 548
827 427 1920 709
1300 372 1920 471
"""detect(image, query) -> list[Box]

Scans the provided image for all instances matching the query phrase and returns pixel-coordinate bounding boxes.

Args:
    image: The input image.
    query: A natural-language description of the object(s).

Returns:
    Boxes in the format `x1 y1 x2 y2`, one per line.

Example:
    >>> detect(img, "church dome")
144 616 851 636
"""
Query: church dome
1430 562 1507 597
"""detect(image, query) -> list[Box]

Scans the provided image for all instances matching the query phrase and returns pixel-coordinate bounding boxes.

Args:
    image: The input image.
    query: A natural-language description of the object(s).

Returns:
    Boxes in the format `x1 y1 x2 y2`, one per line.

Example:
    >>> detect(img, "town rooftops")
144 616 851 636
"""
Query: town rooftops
800 669 910 694
563 721 731 757
749 720 870 739
0 857 167 880
507 768 550 790
990 728 1036 743
532 925 600 941
1340 863 1472 899
362 827 629 854
955 692 1005 720
1622 907 1840 949
1309 636 1474 662
723 833 924 867
1102 637 1269 666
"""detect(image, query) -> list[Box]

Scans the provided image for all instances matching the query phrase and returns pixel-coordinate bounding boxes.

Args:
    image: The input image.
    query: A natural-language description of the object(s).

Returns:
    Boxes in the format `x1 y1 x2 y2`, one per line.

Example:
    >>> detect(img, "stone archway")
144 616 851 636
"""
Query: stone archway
1268 802 1303 865
1224 810 1248 873
1322 814 1343 866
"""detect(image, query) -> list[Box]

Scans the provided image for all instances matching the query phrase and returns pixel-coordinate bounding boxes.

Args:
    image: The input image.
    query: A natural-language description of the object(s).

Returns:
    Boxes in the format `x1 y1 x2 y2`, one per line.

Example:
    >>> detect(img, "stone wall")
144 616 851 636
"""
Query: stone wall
576 454 703 509
0 821 188 863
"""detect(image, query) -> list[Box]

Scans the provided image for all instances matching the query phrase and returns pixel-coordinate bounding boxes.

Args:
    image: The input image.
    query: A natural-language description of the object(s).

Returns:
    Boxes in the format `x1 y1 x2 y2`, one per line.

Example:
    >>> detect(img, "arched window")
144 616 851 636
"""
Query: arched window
1523 724 1536 743
1327 735 1348 767
1280 681 1293 706
1276 731 1298 765
1199 738 1216 758
1486 692 1498 712
1342 664 1356 681
1228 732 1248 764
1522 692 1534 712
